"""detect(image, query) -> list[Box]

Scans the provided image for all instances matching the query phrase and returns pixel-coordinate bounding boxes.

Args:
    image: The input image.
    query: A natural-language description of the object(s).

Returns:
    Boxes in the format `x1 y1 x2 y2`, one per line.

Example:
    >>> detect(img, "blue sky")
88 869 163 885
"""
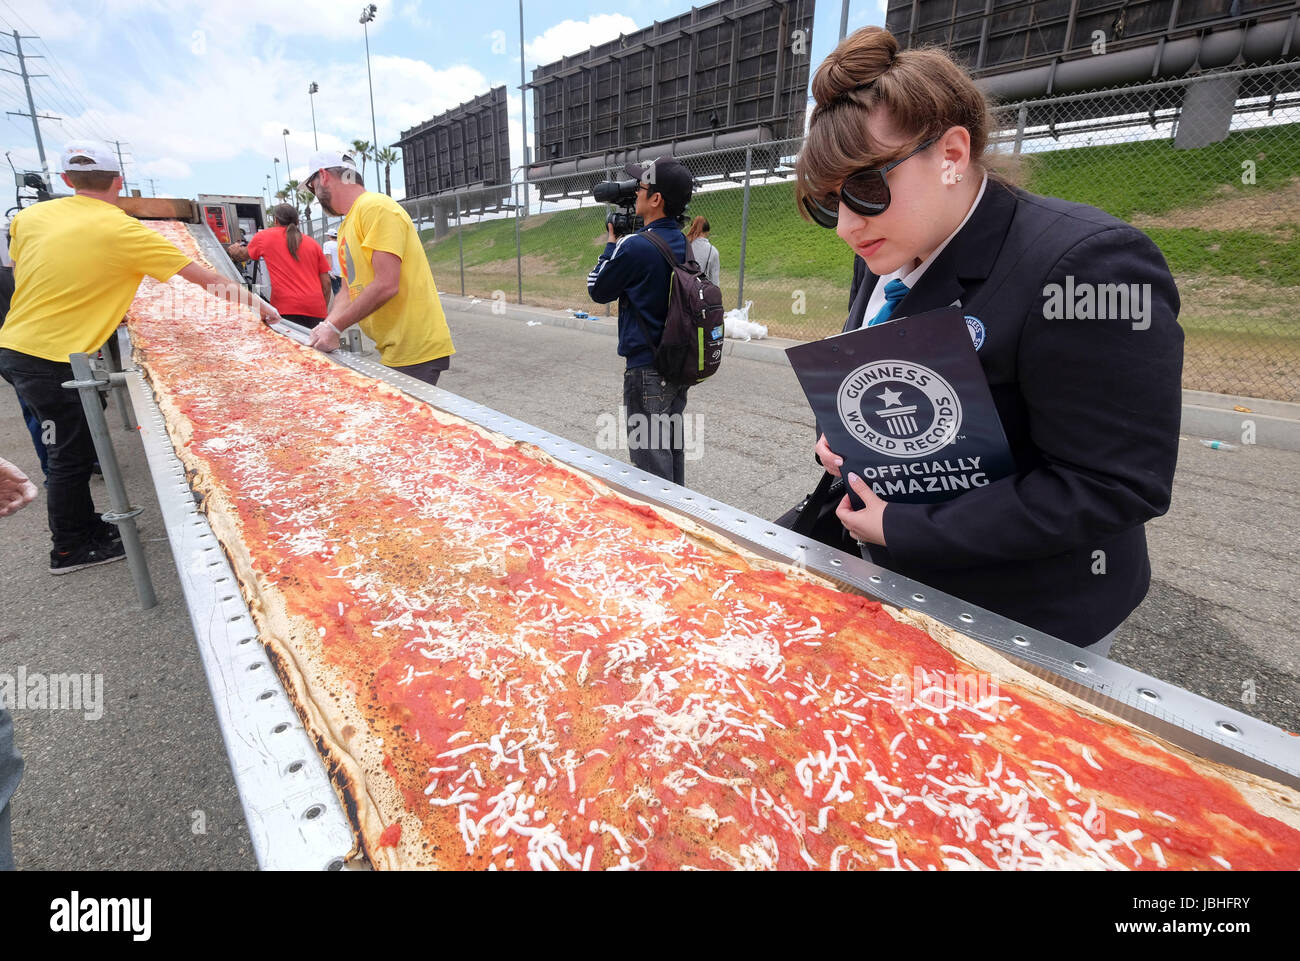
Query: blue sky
0 0 885 203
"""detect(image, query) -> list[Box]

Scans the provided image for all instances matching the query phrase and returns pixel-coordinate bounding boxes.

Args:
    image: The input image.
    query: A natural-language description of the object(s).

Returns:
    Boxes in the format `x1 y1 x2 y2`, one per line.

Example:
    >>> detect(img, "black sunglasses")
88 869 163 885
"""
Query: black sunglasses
802 136 939 228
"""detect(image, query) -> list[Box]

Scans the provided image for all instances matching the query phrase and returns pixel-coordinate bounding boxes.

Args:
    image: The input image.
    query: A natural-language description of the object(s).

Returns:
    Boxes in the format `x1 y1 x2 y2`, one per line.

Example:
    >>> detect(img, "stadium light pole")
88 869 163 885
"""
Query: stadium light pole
360 5 380 168
308 82 320 149
839 1 849 40
519 0 528 171
273 157 280 193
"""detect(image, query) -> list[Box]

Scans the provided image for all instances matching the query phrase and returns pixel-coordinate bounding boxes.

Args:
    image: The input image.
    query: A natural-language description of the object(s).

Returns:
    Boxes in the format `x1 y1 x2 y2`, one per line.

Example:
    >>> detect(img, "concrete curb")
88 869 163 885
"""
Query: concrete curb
439 294 1300 452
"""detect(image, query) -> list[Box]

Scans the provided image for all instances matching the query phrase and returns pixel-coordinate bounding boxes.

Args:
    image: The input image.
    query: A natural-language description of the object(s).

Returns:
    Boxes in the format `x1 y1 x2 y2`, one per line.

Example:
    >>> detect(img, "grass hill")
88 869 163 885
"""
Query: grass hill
423 124 1300 399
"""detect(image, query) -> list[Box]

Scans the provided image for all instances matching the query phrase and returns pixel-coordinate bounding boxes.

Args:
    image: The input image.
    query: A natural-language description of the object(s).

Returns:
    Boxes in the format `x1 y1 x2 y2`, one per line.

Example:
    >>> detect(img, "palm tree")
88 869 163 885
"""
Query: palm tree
297 187 315 226
284 178 301 211
376 146 399 196
350 139 371 188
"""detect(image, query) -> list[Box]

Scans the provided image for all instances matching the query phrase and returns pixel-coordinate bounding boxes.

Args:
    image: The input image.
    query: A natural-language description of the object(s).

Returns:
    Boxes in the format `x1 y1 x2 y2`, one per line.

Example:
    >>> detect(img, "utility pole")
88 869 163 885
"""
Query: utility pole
147 177 157 196
519 1 528 171
517 0 529 238
1 30 56 186
114 140 131 193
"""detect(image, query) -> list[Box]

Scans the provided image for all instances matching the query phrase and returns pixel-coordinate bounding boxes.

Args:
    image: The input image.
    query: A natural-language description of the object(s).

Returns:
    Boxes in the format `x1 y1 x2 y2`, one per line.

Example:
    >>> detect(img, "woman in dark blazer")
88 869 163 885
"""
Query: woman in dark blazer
796 27 1183 650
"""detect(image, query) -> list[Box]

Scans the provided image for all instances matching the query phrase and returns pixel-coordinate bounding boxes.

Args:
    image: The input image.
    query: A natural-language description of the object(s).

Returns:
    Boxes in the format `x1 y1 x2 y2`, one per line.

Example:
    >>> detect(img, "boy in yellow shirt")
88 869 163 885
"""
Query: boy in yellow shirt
301 150 454 384
0 142 280 574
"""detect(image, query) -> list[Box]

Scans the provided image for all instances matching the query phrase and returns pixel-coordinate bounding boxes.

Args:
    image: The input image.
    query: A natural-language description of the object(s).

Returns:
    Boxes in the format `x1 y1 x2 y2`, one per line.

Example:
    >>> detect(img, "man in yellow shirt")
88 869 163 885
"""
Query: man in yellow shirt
0 141 280 574
301 150 454 384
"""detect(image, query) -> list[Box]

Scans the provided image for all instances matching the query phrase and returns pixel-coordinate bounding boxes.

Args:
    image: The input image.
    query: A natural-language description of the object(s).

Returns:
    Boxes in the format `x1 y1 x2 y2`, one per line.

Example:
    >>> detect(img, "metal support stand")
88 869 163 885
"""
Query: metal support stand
101 332 137 430
65 352 156 610
514 181 524 305
737 145 753 310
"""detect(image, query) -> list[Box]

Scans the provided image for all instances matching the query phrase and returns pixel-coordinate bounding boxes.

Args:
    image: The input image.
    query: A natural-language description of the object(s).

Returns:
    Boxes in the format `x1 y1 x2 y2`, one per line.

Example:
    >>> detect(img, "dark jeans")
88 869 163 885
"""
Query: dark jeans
329 276 342 295
393 355 450 386
0 348 100 552
623 365 689 486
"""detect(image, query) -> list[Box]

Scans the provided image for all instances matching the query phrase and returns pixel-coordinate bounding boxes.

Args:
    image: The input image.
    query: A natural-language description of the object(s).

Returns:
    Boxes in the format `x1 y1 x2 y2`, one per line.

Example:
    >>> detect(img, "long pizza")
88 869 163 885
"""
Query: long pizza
127 220 1300 870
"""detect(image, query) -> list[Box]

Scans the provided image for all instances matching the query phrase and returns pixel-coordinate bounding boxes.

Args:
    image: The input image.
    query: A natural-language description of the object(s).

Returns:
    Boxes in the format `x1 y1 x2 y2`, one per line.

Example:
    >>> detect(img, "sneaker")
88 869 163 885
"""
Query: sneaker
92 520 122 547
49 539 127 575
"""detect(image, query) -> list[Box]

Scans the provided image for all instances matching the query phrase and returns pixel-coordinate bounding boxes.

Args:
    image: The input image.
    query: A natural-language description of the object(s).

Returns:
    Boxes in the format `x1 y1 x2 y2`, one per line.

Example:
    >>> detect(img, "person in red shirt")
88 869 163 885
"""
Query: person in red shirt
240 204 331 328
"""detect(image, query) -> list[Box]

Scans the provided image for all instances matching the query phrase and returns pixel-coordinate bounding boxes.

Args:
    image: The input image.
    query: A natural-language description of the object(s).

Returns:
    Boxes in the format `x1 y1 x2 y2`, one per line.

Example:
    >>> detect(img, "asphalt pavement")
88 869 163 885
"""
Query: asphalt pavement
1 296 1296 869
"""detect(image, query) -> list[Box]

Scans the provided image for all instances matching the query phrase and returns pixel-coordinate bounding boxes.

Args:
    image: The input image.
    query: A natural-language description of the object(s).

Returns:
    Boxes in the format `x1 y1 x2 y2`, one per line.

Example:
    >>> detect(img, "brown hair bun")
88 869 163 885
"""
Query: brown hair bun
810 26 898 106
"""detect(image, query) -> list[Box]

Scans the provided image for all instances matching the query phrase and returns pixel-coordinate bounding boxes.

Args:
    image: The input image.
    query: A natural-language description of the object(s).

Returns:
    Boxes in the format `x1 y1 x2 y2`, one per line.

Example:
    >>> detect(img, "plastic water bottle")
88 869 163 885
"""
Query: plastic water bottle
1200 440 1238 451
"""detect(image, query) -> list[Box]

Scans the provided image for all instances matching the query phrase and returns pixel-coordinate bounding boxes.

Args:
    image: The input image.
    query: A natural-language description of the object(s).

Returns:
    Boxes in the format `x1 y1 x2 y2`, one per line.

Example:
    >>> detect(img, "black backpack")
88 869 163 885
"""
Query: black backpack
630 230 725 386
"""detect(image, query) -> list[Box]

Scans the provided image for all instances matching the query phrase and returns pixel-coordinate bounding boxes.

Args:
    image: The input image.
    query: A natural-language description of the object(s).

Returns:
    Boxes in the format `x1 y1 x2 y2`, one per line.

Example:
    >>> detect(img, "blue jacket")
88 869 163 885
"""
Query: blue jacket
586 218 687 369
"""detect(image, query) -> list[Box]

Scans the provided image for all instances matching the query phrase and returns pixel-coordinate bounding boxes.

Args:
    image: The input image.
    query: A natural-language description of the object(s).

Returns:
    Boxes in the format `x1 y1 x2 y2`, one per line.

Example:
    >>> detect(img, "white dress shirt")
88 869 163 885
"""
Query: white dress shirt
858 172 988 328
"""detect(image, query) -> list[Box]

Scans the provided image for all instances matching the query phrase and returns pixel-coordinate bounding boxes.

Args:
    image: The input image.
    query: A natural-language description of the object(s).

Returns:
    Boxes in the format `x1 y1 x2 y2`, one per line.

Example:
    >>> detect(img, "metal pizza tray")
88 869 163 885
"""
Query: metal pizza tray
121 330 355 871
275 321 1299 793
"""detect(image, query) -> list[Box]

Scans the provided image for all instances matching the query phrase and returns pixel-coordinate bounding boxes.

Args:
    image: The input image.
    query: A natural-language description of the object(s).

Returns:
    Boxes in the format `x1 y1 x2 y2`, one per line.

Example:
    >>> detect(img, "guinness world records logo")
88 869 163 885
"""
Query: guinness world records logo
836 360 963 459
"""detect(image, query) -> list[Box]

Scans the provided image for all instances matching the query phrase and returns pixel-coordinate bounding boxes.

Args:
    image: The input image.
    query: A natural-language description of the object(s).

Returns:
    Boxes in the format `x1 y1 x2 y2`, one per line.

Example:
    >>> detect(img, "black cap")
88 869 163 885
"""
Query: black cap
623 155 693 217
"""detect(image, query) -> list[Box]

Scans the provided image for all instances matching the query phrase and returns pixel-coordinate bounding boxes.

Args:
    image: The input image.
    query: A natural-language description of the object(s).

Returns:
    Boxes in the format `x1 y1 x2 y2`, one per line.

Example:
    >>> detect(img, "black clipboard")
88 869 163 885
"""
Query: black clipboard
786 307 1015 510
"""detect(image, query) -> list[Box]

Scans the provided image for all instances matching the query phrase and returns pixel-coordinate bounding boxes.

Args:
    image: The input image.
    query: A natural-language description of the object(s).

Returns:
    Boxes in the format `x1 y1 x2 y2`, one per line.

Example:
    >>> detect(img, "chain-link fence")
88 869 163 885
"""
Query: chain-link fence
989 61 1300 403
372 60 1299 401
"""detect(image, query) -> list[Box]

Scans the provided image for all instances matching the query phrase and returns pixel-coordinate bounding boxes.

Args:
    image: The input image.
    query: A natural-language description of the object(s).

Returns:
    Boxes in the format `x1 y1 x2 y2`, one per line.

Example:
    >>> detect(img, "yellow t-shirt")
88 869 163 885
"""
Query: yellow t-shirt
338 191 454 368
0 195 191 362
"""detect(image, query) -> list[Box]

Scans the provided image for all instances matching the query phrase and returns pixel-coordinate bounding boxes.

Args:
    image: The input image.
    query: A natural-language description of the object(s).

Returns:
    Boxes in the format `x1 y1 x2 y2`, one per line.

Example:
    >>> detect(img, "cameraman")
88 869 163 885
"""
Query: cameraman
586 155 694 485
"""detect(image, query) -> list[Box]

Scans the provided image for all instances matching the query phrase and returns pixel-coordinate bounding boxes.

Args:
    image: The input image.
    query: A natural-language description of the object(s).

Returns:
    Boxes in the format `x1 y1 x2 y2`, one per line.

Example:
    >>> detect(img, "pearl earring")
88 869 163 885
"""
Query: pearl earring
955 173 964 182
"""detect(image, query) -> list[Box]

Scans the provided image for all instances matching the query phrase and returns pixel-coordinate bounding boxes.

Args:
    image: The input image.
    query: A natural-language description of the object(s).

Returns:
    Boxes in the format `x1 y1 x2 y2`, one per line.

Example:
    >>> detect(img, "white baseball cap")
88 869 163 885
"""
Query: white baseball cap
327 228 337 237
61 141 121 174
304 149 359 186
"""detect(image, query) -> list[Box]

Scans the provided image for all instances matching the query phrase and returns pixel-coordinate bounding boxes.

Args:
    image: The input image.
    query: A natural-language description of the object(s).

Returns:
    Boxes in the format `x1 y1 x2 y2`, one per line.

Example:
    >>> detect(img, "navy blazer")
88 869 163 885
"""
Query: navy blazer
843 179 1183 647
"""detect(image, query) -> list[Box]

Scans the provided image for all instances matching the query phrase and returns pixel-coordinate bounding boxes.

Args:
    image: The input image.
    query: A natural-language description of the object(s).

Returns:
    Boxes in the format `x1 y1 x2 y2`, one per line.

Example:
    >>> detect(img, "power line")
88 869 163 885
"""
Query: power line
0 4 113 144
0 18 107 161
0 29 56 181
0 12 127 172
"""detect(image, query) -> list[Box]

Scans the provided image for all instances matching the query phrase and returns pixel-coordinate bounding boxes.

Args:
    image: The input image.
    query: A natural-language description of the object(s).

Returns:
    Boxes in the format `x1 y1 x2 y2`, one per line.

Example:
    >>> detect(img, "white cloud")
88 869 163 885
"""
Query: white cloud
525 14 638 66
46 41 487 194
1 0 97 45
195 0 391 43
11 3 500 198
397 1 432 31
372 58 490 135
138 157 192 179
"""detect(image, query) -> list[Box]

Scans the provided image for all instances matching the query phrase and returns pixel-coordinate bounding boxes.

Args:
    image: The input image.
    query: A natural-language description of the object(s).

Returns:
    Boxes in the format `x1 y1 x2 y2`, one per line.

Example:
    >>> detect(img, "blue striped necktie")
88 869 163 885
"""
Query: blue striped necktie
867 278 910 327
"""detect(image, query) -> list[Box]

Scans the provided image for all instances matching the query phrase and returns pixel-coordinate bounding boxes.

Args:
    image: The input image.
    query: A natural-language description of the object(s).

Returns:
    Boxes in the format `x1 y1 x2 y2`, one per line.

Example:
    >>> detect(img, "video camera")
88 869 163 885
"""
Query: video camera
593 178 644 237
